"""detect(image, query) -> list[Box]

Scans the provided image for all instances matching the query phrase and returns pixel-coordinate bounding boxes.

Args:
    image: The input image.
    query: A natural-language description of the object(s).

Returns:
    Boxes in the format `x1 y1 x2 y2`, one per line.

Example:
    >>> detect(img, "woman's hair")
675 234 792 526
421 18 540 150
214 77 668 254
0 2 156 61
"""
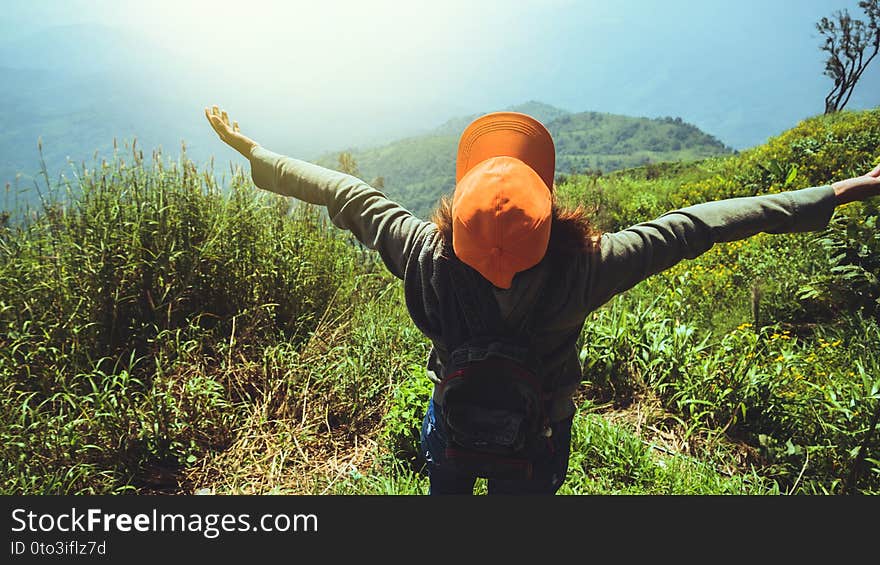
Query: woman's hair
430 194 603 257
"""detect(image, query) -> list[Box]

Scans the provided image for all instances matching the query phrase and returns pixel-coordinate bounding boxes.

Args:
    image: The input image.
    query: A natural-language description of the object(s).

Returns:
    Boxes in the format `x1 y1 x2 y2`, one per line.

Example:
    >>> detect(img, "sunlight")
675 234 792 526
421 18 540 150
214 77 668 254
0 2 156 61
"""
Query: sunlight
105 0 586 108
117 1 484 91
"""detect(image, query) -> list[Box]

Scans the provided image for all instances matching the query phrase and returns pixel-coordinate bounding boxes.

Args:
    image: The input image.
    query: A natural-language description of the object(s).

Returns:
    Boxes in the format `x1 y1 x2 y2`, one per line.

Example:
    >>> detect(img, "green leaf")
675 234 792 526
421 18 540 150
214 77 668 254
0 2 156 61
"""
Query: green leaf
784 165 798 186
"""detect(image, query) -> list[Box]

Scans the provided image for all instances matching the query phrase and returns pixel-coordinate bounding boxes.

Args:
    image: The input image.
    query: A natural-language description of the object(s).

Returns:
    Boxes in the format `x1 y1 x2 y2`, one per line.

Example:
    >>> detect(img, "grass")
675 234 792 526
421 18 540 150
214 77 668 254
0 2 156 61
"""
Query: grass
0 142 393 494
321 397 780 495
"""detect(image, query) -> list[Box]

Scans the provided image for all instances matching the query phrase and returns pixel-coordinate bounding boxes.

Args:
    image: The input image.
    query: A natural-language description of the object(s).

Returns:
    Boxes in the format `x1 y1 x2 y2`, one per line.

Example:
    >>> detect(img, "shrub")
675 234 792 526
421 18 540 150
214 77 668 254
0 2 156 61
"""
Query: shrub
381 368 433 469
0 147 366 493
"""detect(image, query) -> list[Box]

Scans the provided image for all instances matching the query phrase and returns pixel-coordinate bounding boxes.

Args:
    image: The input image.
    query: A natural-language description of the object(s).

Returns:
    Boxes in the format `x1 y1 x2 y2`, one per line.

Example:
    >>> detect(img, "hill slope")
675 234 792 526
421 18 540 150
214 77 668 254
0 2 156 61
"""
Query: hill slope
549 112 729 175
317 102 732 216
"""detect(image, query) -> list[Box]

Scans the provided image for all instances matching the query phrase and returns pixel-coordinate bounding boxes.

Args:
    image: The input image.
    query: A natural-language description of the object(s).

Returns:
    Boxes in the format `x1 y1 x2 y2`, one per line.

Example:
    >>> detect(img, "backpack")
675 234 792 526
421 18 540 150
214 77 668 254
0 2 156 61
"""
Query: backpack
436 257 552 481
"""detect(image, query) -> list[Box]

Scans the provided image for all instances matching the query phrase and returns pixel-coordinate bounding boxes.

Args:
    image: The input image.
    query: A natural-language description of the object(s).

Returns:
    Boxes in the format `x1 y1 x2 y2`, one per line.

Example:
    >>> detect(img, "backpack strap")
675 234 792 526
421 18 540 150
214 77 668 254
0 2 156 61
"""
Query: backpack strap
447 257 504 341
508 266 550 339
446 256 549 350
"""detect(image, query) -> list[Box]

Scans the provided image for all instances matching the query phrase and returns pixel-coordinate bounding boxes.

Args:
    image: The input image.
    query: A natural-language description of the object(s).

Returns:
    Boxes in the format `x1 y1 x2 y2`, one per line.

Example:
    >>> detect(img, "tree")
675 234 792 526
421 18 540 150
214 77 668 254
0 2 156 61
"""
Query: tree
336 151 360 176
817 1 880 114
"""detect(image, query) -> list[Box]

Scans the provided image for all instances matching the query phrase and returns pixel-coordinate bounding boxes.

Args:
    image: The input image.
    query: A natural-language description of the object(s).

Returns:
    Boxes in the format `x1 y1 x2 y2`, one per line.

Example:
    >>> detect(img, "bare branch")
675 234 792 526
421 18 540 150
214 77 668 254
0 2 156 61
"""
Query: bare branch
818 1 880 113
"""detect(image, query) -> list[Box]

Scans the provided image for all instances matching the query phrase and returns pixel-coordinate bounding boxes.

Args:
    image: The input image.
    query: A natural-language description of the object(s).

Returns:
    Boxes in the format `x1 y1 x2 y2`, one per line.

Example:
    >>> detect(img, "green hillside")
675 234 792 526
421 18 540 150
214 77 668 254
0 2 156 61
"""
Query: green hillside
317 101 732 217
1 109 878 495
549 112 729 175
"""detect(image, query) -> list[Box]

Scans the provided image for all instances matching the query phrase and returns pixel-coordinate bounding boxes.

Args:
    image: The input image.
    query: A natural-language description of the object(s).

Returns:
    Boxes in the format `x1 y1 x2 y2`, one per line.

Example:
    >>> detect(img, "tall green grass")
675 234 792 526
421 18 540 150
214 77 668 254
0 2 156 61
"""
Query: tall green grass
0 142 388 493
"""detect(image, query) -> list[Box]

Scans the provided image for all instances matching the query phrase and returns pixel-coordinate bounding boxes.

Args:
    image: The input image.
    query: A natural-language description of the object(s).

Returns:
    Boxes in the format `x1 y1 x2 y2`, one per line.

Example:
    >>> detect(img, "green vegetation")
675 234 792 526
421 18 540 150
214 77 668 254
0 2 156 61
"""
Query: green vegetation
2 109 879 495
0 145 418 493
316 102 731 217
558 108 880 494
550 112 729 175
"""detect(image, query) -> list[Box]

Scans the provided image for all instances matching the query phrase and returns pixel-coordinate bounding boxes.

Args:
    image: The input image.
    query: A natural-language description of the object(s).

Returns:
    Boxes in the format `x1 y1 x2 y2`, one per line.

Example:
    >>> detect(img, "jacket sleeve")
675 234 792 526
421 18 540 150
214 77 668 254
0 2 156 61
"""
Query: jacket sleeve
583 184 839 312
248 145 434 279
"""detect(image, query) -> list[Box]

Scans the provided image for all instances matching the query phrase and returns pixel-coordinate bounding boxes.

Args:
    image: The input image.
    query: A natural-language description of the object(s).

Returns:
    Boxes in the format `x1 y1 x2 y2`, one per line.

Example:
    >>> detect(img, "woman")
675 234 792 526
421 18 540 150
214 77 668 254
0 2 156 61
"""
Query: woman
205 105 880 495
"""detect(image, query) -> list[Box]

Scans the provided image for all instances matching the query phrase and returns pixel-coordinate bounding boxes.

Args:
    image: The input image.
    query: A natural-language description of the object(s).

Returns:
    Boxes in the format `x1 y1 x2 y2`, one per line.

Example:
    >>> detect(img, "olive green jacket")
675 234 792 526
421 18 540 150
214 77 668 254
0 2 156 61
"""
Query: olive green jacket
249 145 839 421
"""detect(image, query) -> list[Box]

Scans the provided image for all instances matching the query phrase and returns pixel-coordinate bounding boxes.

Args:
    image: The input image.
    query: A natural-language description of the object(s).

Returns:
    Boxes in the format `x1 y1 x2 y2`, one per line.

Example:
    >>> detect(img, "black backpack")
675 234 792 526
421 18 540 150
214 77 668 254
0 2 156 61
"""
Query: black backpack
436 257 552 481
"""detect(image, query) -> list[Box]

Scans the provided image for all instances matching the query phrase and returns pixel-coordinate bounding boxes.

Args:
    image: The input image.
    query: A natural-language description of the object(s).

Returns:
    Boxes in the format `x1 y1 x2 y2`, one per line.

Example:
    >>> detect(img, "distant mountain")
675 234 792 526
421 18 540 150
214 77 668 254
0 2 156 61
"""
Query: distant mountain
549 112 730 175
0 23 220 201
317 103 732 217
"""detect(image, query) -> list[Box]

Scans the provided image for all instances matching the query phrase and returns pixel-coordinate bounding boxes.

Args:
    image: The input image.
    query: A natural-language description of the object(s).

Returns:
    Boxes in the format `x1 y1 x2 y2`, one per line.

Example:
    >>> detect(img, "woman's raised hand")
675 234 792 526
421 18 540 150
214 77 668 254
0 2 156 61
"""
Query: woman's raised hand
832 161 880 204
204 105 258 158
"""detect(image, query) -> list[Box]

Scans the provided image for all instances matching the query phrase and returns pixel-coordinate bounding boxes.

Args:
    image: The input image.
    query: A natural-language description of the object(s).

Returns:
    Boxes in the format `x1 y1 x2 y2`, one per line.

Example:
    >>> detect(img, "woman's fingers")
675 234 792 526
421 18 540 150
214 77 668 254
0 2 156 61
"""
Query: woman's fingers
207 104 236 132
868 161 880 178
206 105 233 131
205 105 255 157
205 106 231 143
205 107 218 131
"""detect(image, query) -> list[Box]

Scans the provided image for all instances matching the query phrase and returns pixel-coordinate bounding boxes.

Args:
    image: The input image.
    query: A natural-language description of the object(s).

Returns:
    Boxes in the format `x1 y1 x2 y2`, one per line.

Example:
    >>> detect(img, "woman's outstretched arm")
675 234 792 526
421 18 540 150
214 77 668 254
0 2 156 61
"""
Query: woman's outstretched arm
831 163 880 204
583 163 880 312
205 105 434 279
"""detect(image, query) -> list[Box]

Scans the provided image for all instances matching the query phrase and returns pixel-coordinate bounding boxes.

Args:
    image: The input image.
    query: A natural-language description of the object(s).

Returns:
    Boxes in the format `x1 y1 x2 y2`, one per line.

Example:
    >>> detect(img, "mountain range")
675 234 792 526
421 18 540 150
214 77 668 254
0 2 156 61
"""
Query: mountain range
316 101 732 216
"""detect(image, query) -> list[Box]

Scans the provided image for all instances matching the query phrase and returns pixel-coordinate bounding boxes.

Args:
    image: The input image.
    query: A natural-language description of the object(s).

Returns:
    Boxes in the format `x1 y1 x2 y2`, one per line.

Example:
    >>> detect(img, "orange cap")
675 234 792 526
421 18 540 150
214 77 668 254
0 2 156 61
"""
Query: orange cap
456 111 555 190
452 112 555 289
452 156 552 289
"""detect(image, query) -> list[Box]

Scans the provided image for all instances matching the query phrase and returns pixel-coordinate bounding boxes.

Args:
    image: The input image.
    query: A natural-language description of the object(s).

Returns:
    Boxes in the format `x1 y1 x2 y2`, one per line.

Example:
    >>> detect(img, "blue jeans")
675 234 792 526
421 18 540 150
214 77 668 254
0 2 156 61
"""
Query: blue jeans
420 399 573 495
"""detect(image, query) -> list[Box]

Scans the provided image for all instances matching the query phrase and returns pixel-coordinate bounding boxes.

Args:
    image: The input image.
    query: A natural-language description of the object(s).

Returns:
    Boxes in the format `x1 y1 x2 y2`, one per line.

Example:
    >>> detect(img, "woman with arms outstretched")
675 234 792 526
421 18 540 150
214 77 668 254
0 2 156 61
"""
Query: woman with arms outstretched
205 104 880 495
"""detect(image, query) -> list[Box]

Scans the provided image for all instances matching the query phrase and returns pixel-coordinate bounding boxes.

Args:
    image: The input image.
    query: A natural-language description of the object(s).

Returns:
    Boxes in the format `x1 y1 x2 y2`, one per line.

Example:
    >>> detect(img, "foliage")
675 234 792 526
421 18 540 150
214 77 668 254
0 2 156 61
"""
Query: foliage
381 369 433 469
798 195 880 316
562 407 778 495
562 107 880 493
0 147 367 493
549 112 730 176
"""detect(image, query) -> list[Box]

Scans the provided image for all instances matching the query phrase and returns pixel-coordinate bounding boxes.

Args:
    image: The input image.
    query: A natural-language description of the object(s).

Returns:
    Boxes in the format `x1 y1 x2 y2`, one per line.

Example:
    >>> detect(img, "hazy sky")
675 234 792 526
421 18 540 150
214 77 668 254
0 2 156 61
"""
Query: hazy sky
2 0 879 154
